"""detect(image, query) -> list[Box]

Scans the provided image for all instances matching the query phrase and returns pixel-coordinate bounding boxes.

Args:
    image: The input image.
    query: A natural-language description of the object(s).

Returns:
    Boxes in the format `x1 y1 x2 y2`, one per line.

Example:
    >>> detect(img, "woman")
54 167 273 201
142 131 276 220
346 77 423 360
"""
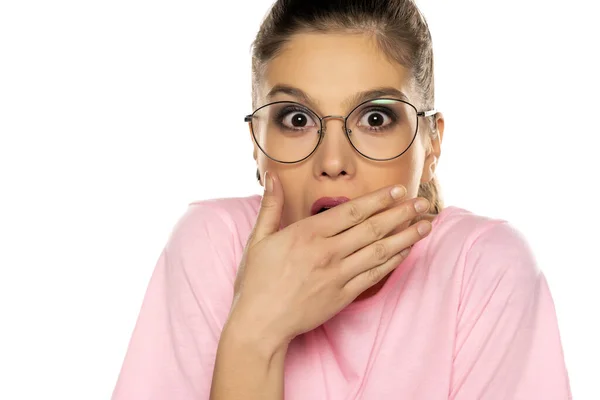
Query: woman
112 0 571 399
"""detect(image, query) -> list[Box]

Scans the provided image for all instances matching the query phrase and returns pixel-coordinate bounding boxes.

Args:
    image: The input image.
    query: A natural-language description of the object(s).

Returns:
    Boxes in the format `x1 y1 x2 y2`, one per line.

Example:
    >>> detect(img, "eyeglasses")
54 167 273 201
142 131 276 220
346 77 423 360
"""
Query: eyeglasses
244 98 436 164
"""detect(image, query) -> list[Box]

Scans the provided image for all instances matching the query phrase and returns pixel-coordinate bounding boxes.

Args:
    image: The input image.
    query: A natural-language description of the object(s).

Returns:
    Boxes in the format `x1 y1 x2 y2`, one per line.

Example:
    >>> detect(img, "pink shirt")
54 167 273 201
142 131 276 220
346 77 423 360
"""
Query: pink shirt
112 195 572 399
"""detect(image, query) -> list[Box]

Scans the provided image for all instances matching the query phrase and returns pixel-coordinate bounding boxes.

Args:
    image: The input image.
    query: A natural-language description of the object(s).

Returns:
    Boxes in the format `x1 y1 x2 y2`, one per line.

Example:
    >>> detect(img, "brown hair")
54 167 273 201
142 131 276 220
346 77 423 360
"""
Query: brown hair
250 0 444 214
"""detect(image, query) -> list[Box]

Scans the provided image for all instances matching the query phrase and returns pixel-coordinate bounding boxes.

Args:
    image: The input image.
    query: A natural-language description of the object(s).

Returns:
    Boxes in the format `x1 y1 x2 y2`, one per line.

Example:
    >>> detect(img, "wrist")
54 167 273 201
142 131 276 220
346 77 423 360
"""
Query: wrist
220 316 291 362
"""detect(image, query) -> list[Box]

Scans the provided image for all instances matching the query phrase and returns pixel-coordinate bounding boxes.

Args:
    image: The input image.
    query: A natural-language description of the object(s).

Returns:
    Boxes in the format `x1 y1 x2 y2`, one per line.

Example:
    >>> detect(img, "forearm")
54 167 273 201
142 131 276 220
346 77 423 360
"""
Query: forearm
210 320 288 400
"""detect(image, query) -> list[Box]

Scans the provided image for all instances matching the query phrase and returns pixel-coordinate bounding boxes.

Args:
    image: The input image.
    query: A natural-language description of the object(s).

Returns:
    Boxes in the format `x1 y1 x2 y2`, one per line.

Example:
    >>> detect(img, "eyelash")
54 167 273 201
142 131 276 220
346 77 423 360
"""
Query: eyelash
356 107 398 132
275 106 315 130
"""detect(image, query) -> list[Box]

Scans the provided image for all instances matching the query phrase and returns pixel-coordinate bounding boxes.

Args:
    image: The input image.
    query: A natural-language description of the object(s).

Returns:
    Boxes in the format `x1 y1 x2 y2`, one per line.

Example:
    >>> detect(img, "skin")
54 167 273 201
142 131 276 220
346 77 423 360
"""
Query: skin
249 32 445 301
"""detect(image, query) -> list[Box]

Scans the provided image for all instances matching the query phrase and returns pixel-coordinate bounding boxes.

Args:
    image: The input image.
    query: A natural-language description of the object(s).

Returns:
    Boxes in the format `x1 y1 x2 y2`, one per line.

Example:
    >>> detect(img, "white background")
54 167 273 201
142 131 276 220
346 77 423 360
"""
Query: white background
1 0 598 398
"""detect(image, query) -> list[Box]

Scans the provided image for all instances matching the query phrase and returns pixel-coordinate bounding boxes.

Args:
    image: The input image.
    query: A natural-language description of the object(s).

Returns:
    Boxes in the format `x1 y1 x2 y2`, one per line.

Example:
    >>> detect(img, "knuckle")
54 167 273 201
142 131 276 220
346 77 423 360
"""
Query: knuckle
305 229 319 242
315 248 335 269
367 266 383 285
365 218 382 239
372 242 388 262
347 202 364 224
405 201 417 216
400 246 411 258
379 190 391 208
301 223 322 244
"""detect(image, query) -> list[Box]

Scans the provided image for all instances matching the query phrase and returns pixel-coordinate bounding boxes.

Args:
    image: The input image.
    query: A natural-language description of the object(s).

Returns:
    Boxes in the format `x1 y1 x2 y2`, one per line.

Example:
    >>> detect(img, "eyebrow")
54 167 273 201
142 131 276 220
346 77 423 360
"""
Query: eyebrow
265 84 410 113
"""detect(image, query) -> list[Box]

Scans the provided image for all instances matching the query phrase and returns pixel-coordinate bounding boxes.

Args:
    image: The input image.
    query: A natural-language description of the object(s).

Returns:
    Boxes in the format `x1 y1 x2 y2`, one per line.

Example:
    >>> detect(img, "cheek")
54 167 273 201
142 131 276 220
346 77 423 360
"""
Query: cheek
362 150 423 197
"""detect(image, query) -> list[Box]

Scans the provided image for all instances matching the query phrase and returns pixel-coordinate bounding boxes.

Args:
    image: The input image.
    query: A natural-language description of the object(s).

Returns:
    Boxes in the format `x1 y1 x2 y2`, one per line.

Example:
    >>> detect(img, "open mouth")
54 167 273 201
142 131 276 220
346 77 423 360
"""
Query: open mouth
310 197 350 216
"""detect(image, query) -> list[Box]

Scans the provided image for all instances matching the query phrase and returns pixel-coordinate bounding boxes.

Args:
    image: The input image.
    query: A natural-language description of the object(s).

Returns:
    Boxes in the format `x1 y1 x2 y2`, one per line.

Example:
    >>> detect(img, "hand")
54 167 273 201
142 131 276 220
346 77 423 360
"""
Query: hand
227 171 433 349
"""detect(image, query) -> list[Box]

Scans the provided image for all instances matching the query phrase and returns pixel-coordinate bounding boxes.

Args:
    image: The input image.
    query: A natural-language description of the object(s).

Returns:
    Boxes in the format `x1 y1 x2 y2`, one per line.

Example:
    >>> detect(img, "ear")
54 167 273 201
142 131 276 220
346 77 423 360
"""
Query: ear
248 122 262 185
248 122 258 161
420 112 444 183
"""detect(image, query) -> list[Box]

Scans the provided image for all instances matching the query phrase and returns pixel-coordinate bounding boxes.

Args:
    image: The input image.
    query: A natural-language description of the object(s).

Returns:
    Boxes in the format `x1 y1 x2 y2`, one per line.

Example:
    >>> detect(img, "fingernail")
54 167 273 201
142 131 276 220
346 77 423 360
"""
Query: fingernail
391 186 406 199
417 221 432 236
414 199 429 213
264 171 273 193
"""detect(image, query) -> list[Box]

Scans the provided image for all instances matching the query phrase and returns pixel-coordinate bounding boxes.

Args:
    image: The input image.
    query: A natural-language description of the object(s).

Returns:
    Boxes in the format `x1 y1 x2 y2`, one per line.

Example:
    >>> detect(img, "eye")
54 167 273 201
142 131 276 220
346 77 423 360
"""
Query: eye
357 108 395 129
278 107 318 130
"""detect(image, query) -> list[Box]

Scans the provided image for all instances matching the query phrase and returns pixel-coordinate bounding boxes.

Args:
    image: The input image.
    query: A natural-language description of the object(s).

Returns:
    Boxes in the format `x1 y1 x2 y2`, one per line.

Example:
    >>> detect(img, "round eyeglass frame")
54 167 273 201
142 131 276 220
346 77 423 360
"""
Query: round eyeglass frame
244 98 437 164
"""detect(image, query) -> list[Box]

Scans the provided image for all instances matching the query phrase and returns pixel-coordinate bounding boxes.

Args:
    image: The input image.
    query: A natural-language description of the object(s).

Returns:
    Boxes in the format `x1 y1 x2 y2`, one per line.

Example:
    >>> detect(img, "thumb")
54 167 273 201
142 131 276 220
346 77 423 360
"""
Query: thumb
250 170 284 245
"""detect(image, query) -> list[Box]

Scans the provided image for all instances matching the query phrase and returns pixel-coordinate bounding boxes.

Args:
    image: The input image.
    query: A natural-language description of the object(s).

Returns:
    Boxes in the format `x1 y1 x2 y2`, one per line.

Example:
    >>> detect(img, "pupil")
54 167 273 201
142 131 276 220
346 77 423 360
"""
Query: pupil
368 113 383 127
292 113 307 127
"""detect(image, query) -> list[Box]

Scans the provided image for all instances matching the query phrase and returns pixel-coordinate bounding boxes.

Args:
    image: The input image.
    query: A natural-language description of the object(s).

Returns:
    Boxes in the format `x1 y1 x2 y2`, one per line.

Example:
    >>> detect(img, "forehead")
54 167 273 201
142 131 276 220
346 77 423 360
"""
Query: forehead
260 32 414 111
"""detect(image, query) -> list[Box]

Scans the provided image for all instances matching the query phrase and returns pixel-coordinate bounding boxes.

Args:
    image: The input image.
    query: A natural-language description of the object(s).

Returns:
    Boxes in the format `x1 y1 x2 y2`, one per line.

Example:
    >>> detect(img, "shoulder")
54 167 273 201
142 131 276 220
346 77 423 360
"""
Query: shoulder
165 194 262 259
433 206 541 292
180 194 261 236
429 206 532 253
188 195 262 219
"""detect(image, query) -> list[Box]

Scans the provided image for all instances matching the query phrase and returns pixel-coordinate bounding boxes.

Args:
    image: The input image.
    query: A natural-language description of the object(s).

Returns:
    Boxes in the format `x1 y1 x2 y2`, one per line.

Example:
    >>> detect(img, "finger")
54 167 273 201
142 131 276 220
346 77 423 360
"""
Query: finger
342 250 408 302
313 184 408 237
333 197 430 259
248 170 284 246
341 219 432 287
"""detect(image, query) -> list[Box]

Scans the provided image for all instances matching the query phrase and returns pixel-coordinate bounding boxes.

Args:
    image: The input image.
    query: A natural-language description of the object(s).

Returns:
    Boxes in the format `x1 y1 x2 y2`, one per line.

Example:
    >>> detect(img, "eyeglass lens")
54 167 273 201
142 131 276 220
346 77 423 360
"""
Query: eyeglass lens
250 99 418 162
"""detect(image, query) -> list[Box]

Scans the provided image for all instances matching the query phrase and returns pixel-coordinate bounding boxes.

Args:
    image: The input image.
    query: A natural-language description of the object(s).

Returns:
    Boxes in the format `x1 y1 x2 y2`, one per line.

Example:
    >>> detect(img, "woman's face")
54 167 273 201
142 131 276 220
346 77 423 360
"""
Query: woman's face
251 32 444 229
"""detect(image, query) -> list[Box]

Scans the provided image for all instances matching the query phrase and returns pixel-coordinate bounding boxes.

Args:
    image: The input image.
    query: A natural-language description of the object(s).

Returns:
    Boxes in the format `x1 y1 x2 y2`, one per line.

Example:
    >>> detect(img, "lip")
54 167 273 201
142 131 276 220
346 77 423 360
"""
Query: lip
310 196 351 216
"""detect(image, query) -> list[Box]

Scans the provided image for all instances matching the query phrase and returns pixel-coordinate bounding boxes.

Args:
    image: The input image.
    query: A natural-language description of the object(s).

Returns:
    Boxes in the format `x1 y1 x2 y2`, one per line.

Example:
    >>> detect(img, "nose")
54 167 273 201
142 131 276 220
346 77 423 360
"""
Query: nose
313 115 355 179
